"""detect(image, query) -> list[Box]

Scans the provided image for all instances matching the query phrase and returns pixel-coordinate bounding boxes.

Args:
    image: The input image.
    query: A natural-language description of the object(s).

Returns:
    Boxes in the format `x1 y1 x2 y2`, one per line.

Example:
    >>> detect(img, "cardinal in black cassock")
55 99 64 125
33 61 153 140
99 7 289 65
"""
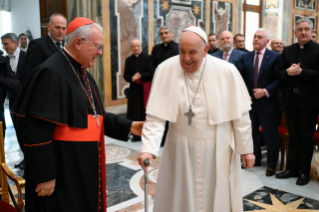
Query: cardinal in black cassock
11 18 143 212
124 39 150 141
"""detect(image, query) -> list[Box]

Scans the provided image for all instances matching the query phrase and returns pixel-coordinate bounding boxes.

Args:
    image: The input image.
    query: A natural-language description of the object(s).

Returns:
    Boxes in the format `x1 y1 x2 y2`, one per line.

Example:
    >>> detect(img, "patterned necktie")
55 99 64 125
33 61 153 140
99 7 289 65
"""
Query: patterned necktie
253 52 261 88
56 42 61 50
223 53 229 61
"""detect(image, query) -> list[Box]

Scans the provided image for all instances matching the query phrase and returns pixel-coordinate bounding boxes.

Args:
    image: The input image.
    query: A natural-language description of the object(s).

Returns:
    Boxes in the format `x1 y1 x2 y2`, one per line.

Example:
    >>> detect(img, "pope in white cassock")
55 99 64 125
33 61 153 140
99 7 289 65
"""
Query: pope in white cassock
138 26 255 212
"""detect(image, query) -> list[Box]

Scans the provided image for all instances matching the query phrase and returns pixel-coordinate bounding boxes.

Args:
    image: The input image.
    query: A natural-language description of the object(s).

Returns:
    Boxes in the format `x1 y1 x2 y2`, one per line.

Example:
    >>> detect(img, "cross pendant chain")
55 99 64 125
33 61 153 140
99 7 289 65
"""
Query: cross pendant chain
93 113 100 127
184 106 195 125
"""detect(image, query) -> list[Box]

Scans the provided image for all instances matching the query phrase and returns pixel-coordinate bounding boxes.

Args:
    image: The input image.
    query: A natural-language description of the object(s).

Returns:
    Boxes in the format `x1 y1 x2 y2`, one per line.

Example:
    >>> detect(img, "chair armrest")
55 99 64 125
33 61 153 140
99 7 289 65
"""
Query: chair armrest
1 163 25 212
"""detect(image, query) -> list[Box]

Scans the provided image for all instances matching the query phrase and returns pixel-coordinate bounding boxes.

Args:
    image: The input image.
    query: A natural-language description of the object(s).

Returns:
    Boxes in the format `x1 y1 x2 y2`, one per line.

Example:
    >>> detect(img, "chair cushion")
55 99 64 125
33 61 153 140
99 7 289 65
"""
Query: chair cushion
0 200 17 212
314 132 319 141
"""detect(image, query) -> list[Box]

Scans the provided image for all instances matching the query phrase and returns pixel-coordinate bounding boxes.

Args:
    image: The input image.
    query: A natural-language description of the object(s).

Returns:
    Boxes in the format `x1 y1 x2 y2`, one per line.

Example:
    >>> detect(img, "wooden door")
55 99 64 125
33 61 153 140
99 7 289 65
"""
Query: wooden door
39 0 67 37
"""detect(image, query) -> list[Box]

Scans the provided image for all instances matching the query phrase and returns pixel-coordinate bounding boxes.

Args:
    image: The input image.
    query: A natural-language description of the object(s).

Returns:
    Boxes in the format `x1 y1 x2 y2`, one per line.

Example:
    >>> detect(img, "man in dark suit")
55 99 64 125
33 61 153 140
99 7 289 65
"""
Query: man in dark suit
26 13 67 75
275 18 319 186
124 39 150 141
212 31 245 69
207 33 220 55
1 33 27 169
234 34 250 53
149 26 179 146
237 29 281 177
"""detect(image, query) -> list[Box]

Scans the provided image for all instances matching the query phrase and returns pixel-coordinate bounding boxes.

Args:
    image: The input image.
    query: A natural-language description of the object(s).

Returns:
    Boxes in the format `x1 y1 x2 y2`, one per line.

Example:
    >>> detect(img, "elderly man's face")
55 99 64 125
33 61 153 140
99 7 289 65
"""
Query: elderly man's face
19 35 28 48
220 31 233 52
208 35 218 49
270 39 283 52
311 32 318 42
48 15 67 42
79 26 103 68
234 35 245 49
295 22 312 45
2 38 18 55
159 28 172 44
179 32 209 74
253 30 269 52
130 40 141 55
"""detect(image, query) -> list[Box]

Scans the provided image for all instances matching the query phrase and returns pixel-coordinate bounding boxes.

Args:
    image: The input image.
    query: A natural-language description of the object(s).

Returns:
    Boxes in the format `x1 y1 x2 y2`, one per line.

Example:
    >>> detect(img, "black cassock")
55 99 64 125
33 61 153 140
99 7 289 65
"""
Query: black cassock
11 49 132 212
123 52 150 121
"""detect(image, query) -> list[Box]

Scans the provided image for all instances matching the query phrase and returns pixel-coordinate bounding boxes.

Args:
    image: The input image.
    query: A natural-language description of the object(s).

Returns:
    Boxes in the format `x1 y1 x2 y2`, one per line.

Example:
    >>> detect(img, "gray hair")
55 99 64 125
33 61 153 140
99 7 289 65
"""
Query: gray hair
49 13 67 24
1 33 18 42
256 28 269 39
220 30 233 39
65 23 103 46
159 26 171 32
295 18 313 30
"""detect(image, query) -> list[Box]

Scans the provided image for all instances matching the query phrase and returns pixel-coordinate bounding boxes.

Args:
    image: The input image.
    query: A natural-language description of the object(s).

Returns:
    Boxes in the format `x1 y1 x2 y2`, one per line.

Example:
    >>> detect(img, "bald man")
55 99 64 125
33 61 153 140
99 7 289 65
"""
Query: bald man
123 39 150 141
26 13 67 76
212 31 246 70
138 26 254 212
270 39 283 53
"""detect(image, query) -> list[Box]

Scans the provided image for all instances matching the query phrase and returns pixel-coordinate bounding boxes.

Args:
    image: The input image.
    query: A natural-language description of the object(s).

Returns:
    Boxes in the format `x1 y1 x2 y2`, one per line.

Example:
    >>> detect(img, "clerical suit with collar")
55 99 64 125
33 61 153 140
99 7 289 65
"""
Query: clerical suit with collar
26 33 63 76
237 47 281 168
277 40 319 175
208 47 220 55
141 55 253 212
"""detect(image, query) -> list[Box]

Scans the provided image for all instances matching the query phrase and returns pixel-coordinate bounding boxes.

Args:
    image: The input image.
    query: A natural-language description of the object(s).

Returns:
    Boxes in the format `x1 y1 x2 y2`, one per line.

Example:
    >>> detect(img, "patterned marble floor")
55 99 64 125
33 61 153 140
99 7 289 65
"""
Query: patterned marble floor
3 100 319 211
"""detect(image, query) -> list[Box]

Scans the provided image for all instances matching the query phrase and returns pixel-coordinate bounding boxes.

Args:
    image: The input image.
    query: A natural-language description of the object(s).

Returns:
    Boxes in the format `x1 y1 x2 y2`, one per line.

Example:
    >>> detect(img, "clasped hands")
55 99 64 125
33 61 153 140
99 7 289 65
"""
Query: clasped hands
132 72 141 82
286 63 302 76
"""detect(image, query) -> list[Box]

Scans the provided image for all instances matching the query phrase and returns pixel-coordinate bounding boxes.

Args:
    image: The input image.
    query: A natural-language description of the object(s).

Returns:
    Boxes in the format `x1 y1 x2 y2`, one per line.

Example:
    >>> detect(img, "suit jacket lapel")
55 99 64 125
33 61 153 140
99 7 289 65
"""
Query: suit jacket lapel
46 35 58 53
258 49 270 79
228 50 236 63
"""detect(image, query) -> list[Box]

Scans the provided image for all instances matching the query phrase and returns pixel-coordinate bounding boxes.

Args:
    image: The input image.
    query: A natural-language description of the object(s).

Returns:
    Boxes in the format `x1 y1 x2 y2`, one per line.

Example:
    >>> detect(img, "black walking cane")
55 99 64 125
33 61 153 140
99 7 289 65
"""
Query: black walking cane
143 159 150 212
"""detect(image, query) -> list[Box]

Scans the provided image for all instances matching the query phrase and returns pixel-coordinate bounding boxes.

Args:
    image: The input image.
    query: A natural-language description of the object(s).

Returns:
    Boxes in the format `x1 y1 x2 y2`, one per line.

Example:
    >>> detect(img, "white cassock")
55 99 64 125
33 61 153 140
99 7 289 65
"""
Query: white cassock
141 55 253 212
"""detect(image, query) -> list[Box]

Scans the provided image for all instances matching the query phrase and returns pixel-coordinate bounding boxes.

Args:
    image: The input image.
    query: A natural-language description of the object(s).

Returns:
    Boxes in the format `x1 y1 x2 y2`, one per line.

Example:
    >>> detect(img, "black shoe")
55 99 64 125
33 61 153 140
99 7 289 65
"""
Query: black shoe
296 173 310 186
14 159 25 168
132 136 141 142
266 168 276 177
275 170 299 179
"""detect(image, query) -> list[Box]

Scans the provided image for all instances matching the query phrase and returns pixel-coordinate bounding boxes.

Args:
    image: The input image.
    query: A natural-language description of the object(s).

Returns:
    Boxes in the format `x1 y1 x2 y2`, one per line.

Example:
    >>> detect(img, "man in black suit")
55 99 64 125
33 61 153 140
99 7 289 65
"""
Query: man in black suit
1 33 27 169
124 39 150 141
234 34 250 53
237 29 281 177
207 33 220 55
149 26 179 146
275 18 319 186
26 13 67 75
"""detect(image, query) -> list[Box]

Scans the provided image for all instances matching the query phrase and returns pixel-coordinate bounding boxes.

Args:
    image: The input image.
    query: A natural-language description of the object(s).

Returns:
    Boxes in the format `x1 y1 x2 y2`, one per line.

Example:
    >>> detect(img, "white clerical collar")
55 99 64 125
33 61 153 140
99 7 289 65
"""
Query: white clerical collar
48 33 62 46
20 47 27 52
300 45 304 49
134 53 140 57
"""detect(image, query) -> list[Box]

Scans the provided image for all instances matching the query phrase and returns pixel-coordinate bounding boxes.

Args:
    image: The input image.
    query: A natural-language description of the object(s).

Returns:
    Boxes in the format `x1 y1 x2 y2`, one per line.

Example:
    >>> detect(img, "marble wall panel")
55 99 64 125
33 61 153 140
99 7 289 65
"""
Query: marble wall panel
295 0 317 11
211 1 233 38
264 12 279 41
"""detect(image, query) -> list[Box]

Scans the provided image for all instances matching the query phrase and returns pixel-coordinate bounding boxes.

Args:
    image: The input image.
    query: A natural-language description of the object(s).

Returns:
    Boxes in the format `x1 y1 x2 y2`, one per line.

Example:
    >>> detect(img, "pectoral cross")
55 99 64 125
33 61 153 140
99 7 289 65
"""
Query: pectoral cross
93 113 100 127
184 106 195 125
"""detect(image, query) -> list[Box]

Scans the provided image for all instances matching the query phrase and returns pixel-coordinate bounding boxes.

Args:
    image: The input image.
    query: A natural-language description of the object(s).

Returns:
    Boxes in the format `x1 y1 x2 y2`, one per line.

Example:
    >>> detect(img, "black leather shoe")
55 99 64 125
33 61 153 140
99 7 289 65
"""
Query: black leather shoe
14 159 25 168
266 168 276 176
296 173 310 186
275 170 299 179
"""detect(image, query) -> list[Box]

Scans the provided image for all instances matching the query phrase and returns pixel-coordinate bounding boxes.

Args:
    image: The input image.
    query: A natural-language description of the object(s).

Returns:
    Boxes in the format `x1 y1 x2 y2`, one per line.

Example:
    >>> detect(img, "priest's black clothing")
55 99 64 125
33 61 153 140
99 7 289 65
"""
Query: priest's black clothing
149 40 179 146
11 49 132 212
124 52 150 122
208 48 221 55
277 40 319 174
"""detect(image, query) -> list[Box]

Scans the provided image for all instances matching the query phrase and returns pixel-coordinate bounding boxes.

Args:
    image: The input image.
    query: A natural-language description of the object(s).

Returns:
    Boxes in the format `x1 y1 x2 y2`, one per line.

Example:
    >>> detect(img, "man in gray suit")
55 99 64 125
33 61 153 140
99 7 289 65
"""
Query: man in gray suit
212 31 246 69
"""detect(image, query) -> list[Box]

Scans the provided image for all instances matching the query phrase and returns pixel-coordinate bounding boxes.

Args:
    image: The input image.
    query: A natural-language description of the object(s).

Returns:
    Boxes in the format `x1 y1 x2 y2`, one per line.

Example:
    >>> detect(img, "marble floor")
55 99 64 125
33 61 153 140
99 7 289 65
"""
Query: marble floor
3 100 319 211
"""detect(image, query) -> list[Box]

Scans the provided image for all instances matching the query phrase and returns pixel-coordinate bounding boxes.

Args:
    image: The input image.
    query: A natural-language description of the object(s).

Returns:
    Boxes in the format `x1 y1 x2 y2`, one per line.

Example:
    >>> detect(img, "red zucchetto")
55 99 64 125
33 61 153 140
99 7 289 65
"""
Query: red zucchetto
66 17 95 35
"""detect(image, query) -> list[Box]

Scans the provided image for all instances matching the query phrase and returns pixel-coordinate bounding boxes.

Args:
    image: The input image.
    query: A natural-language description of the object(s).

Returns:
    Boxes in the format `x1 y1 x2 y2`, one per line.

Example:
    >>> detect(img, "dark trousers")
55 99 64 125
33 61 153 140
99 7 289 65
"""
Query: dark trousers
284 101 317 174
10 113 24 153
249 100 280 168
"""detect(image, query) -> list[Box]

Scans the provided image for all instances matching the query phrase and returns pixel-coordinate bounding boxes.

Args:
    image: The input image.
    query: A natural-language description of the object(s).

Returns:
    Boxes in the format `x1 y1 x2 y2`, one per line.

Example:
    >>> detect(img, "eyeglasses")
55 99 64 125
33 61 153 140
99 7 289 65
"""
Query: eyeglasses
81 38 104 52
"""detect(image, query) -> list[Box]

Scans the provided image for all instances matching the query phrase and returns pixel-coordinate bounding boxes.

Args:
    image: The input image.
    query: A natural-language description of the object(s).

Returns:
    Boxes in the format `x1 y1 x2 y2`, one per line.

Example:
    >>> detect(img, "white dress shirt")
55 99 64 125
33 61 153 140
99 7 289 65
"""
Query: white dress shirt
8 47 20 74
222 47 233 61
48 33 63 49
